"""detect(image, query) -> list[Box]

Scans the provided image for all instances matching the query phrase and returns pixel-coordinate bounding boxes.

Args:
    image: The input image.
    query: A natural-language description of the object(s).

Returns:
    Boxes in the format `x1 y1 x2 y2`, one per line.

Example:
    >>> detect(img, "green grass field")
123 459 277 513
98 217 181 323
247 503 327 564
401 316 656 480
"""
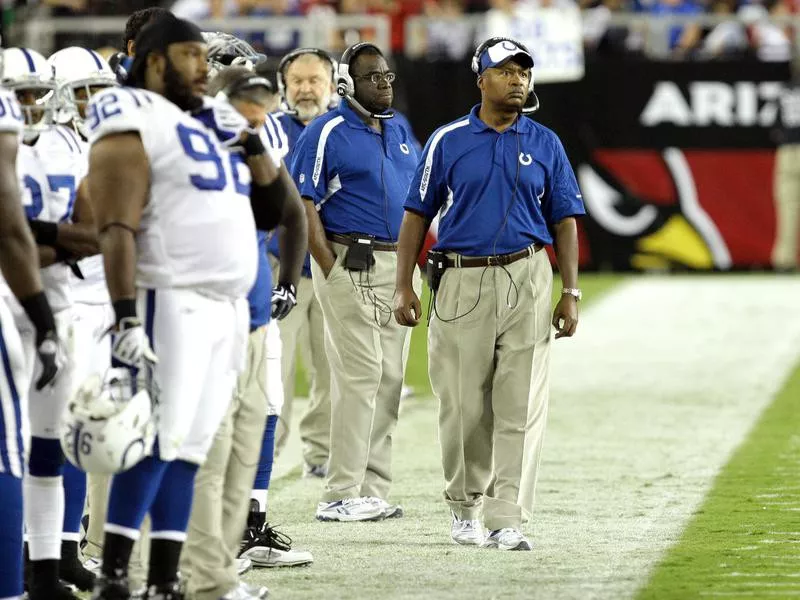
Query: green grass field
637 361 800 600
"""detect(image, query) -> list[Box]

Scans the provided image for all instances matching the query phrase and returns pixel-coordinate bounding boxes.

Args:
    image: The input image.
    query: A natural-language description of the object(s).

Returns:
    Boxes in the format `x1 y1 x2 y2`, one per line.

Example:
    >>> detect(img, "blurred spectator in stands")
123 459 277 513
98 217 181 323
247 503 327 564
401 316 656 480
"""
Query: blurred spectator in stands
171 0 301 54
423 0 473 60
648 0 702 57
700 0 747 58
368 0 423 53
331 0 378 51
583 0 642 55
740 0 791 61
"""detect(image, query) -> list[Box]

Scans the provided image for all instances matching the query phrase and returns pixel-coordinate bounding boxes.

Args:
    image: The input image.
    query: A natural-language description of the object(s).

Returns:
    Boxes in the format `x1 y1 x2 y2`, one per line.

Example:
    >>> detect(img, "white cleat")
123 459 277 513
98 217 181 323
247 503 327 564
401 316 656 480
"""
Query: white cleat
315 497 385 522
481 528 532 551
450 512 485 546
239 524 313 568
236 557 253 575
366 497 404 519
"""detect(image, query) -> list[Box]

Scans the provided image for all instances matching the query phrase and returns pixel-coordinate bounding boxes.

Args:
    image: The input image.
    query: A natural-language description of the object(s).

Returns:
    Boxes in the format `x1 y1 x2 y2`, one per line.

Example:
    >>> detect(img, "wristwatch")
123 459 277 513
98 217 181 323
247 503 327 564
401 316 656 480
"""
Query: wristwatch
562 288 582 301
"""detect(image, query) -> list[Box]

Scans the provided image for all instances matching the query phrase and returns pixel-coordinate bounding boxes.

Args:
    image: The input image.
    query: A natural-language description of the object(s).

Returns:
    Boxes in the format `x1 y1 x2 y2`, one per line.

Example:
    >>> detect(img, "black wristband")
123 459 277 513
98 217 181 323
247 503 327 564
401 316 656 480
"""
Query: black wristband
19 291 56 346
242 132 266 157
112 299 137 324
28 220 58 246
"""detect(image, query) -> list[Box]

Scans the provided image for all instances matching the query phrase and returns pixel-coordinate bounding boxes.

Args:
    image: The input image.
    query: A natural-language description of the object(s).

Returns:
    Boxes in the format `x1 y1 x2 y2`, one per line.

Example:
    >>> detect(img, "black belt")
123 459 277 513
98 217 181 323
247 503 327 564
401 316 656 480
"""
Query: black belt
445 244 543 268
327 233 398 252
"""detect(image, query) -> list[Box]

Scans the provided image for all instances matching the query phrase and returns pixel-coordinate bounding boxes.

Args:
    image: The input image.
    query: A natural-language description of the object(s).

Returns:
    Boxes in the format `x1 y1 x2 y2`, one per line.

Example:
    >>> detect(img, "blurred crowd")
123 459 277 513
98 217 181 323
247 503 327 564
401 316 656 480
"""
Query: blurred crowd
4 0 797 61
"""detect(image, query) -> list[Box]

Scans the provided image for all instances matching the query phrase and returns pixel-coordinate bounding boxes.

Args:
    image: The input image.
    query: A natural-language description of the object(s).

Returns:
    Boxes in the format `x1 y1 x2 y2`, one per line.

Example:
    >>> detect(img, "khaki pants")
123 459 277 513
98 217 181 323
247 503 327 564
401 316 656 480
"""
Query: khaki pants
272 269 331 468
311 243 420 501
773 144 800 269
181 326 269 600
429 248 552 532
83 475 150 590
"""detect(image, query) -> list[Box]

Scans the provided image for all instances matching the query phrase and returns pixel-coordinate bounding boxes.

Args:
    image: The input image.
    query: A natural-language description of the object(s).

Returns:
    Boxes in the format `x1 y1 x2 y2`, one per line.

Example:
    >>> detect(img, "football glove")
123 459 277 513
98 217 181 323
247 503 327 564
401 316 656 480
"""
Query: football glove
271 283 297 320
111 317 158 369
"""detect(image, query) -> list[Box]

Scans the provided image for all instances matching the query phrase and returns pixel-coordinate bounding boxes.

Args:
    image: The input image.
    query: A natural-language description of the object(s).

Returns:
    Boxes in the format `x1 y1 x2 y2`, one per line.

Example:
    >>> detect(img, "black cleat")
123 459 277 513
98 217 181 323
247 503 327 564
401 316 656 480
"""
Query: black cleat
91 575 130 600
61 539 96 591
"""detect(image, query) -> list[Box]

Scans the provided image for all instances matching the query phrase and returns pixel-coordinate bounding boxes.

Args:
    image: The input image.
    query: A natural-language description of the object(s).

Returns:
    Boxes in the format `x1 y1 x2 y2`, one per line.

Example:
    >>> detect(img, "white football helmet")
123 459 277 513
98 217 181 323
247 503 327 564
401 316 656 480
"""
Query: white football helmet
203 31 266 79
60 368 156 474
48 47 117 138
1 47 57 142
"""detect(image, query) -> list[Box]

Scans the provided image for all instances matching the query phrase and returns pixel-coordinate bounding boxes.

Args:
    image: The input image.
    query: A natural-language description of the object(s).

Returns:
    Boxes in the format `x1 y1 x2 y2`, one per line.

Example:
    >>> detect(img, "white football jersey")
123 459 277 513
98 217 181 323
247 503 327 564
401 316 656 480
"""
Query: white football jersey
0 88 25 300
16 125 86 312
86 87 258 300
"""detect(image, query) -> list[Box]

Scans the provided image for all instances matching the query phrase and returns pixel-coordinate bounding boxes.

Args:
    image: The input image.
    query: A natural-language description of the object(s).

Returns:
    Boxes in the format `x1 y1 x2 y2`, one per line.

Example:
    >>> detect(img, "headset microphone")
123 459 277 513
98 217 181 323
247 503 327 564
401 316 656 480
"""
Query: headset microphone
336 42 394 120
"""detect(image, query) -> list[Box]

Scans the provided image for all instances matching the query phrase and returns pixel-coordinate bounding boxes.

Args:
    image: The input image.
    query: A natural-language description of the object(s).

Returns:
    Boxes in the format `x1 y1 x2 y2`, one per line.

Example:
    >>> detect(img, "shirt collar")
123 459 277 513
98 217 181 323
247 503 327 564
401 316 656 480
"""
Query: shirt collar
468 104 533 134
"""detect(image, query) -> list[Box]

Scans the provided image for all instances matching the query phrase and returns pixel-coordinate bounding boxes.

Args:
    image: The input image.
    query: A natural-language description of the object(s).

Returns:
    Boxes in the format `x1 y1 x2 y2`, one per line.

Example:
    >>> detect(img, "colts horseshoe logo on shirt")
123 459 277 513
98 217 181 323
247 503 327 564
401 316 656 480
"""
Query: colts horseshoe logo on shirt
400 143 410 155
519 153 532 166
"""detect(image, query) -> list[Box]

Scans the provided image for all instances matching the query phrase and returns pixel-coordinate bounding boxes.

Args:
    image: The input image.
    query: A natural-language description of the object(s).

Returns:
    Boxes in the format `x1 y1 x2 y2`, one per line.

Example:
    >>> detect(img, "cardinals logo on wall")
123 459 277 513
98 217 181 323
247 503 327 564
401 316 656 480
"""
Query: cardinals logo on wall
537 58 789 271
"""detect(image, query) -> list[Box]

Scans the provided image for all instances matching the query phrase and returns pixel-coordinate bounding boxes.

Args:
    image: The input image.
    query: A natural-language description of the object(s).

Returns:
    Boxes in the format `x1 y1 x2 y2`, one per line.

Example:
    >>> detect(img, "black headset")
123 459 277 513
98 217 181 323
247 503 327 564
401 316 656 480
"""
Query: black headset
472 37 539 115
277 47 337 115
336 42 394 120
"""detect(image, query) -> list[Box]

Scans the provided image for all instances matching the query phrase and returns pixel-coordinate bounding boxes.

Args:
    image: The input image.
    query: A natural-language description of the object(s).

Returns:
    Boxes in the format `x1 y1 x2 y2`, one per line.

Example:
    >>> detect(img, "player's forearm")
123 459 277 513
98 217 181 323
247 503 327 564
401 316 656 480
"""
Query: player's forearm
396 211 428 290
246 153 279 187
304 198 335 269
276 173 308 287
553 217 579 289
54 222 99 258
100 229 137 306
0 224 45 299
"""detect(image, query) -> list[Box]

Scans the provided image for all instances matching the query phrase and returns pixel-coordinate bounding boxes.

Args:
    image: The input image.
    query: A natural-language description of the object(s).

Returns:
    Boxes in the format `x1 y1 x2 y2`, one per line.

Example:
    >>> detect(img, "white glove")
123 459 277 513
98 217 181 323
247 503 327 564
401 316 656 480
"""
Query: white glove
111 317 158 369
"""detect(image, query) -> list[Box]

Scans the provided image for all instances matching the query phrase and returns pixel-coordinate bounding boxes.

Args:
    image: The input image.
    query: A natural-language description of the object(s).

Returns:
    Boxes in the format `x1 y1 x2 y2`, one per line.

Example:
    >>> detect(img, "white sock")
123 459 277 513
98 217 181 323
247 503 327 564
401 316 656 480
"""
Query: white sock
24 475 64 561
250 489 268 515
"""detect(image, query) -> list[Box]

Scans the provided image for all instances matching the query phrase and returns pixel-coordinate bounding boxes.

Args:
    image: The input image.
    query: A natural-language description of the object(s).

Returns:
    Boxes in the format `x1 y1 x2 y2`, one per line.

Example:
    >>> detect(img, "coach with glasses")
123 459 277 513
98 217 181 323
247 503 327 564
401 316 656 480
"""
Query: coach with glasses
290 42 421 522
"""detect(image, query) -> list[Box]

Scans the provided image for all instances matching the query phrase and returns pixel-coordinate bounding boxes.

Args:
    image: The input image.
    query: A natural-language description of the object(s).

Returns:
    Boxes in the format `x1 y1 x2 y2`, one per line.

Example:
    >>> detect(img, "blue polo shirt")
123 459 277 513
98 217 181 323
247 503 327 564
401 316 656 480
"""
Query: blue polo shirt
268 111 312 278
404 105 585 256
290 102 420 242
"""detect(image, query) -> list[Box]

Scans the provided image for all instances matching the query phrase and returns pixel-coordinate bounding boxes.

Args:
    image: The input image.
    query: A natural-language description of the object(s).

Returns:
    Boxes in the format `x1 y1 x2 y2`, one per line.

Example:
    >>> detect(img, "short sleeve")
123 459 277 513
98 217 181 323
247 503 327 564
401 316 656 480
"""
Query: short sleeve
542 134 585 224
290 118 340 205
262 113 289 169
404 131 447 220
85 87 150 143
0 90 24 135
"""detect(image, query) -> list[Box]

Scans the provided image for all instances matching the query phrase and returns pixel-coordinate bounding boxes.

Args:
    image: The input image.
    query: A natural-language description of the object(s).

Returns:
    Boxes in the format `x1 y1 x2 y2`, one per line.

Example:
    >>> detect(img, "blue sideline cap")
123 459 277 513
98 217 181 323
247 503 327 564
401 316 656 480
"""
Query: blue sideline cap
479 40 534 74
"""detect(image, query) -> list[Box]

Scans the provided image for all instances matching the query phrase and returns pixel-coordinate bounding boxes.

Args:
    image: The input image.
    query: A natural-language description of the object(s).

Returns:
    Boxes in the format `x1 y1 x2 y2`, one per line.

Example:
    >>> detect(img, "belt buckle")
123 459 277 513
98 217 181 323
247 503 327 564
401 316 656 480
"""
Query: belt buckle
487 255 500 267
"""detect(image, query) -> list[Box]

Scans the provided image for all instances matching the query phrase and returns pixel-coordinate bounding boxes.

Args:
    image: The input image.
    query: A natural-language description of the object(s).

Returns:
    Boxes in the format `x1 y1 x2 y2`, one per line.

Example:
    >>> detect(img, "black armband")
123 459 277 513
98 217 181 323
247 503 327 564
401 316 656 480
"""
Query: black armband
112 299 137 325
242 132 266 157
28 220 58 246
250 177 288 231
19 291 56 346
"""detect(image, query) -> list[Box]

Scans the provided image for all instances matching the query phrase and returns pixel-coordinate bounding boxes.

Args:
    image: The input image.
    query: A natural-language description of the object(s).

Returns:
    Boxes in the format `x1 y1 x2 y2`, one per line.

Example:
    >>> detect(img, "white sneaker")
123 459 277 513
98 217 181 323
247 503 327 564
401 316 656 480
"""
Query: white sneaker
236 557 253 575
481 528 532 551
222 581 269 599
239 524 314 568
450 512 485 546
82 556 102 575
315 497 385 522
366 497 404 519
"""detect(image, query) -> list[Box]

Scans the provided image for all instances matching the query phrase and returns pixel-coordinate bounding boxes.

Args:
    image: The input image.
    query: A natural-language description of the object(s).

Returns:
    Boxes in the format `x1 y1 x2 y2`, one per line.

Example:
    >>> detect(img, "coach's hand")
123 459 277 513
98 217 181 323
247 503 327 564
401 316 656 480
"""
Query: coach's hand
111 317 158 368
552 295 578 339
34 330 61 391
271 282 297 320
394 286 422 327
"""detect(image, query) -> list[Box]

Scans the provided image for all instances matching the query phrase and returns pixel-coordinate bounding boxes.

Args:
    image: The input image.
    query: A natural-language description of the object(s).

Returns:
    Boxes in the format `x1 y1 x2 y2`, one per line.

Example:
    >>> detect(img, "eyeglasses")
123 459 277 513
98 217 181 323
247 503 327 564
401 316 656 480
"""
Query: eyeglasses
353 72 396 85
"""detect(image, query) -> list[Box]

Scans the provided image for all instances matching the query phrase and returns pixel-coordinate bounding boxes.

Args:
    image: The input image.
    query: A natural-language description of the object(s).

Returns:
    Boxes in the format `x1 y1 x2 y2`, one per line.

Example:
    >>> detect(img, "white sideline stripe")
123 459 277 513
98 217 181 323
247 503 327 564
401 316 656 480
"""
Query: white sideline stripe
531 276 800 600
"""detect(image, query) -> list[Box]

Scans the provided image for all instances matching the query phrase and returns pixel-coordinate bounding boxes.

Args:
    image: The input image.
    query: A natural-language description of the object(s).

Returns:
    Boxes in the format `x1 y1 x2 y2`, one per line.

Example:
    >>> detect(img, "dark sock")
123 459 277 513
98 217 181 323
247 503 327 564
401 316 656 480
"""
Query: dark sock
147 539 182 587
28 558 58 587
101 533 135 580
